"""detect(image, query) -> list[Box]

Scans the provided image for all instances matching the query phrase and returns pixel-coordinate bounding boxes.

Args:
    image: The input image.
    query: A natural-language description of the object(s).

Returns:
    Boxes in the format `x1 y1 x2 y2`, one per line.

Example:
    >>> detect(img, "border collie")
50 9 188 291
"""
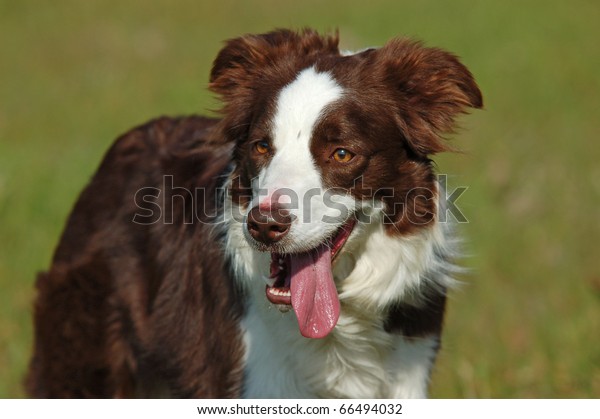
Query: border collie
27 29 482 398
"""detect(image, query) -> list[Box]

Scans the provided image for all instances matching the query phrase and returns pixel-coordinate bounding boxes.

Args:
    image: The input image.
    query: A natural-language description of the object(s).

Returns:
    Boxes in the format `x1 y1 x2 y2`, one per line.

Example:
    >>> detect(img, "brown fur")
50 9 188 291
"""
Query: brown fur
27 29 481 398
211 31 481 236
27 117 245 397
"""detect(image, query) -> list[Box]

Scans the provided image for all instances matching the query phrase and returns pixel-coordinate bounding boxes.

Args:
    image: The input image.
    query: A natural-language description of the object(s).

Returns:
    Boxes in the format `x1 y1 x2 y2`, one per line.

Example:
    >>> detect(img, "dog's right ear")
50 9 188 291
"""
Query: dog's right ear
209 34 271 99
209 29 339 102
209 29 339 145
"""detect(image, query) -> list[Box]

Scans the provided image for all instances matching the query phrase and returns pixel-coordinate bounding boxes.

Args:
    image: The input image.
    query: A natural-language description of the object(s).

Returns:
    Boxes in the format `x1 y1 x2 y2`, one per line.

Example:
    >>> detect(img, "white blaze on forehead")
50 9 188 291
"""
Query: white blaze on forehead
252 66 352 251
272 66 343 147
256 67 343 205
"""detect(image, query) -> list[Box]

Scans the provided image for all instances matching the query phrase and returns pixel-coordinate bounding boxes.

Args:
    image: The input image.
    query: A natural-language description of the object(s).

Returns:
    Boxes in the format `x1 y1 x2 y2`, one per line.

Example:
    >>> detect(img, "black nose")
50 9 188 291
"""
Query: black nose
247 205 292 245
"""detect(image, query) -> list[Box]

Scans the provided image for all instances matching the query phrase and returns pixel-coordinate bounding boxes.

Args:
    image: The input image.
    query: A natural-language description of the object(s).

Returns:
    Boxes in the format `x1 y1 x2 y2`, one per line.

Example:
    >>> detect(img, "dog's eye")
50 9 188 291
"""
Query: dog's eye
332 148 355 163
254 141 270 155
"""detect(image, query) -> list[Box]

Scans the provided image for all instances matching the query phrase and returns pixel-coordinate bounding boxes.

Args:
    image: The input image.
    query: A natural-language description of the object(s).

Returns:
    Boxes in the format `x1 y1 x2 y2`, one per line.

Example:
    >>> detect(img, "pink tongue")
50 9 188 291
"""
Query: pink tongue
290 244 340 339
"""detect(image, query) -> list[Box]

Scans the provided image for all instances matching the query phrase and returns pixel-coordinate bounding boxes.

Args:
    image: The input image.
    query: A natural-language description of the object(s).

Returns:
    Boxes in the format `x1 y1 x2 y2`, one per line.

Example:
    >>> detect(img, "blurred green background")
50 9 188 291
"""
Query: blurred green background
1 0 599 398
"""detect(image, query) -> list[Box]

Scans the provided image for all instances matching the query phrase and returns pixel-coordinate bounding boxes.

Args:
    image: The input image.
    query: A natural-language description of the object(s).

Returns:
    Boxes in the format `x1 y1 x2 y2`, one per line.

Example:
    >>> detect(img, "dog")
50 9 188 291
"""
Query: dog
26 28 482 398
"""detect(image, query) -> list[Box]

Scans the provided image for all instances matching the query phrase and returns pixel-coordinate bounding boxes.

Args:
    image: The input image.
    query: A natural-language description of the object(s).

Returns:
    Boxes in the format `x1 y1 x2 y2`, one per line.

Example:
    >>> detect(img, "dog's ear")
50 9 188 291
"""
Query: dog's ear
209 29 340 145
210 28 340 101
209 32 278 98
376 39 483 156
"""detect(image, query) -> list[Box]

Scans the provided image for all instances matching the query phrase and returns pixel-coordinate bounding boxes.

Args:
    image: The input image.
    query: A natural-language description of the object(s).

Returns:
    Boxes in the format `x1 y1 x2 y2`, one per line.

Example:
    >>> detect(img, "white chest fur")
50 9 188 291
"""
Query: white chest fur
236 217 453 399
240 288 439 398
222 178 457 399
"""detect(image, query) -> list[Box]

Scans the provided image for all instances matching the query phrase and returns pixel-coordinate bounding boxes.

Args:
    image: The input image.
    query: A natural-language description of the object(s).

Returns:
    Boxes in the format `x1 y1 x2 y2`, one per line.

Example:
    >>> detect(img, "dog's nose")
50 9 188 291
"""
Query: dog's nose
247 205 292 244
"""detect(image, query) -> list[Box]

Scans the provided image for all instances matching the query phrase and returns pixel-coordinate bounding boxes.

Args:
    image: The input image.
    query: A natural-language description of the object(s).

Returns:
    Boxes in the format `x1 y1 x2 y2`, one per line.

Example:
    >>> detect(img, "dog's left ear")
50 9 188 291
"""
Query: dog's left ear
376 39 483 155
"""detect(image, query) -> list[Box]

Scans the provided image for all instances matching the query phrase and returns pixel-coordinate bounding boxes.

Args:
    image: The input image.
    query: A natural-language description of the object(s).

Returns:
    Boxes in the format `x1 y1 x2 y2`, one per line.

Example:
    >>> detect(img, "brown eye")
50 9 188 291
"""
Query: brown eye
254 141 270 155
332 148 354 163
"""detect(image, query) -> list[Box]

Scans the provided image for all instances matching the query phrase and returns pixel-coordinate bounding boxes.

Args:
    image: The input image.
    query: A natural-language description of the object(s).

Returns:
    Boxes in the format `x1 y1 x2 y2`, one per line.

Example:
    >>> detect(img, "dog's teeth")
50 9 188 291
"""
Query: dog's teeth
268 287 291 298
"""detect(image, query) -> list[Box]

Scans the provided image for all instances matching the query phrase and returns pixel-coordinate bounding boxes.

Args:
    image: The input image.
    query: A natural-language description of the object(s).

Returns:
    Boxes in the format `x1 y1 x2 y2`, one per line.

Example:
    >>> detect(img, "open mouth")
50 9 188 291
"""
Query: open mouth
265 218 356 339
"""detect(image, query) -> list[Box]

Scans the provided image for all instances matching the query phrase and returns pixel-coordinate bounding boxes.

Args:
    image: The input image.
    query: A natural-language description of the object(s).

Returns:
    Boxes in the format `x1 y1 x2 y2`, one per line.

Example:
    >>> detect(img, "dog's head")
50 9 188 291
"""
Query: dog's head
211 29 482 338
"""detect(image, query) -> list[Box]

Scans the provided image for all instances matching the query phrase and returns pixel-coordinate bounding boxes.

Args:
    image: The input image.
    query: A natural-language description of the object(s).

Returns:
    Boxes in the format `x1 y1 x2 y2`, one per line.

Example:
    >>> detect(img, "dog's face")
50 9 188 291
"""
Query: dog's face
211 29 482 338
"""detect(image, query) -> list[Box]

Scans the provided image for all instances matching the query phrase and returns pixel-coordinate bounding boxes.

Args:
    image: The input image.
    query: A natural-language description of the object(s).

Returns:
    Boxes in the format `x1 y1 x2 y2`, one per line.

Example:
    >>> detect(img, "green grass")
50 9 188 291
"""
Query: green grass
1 0 598 398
